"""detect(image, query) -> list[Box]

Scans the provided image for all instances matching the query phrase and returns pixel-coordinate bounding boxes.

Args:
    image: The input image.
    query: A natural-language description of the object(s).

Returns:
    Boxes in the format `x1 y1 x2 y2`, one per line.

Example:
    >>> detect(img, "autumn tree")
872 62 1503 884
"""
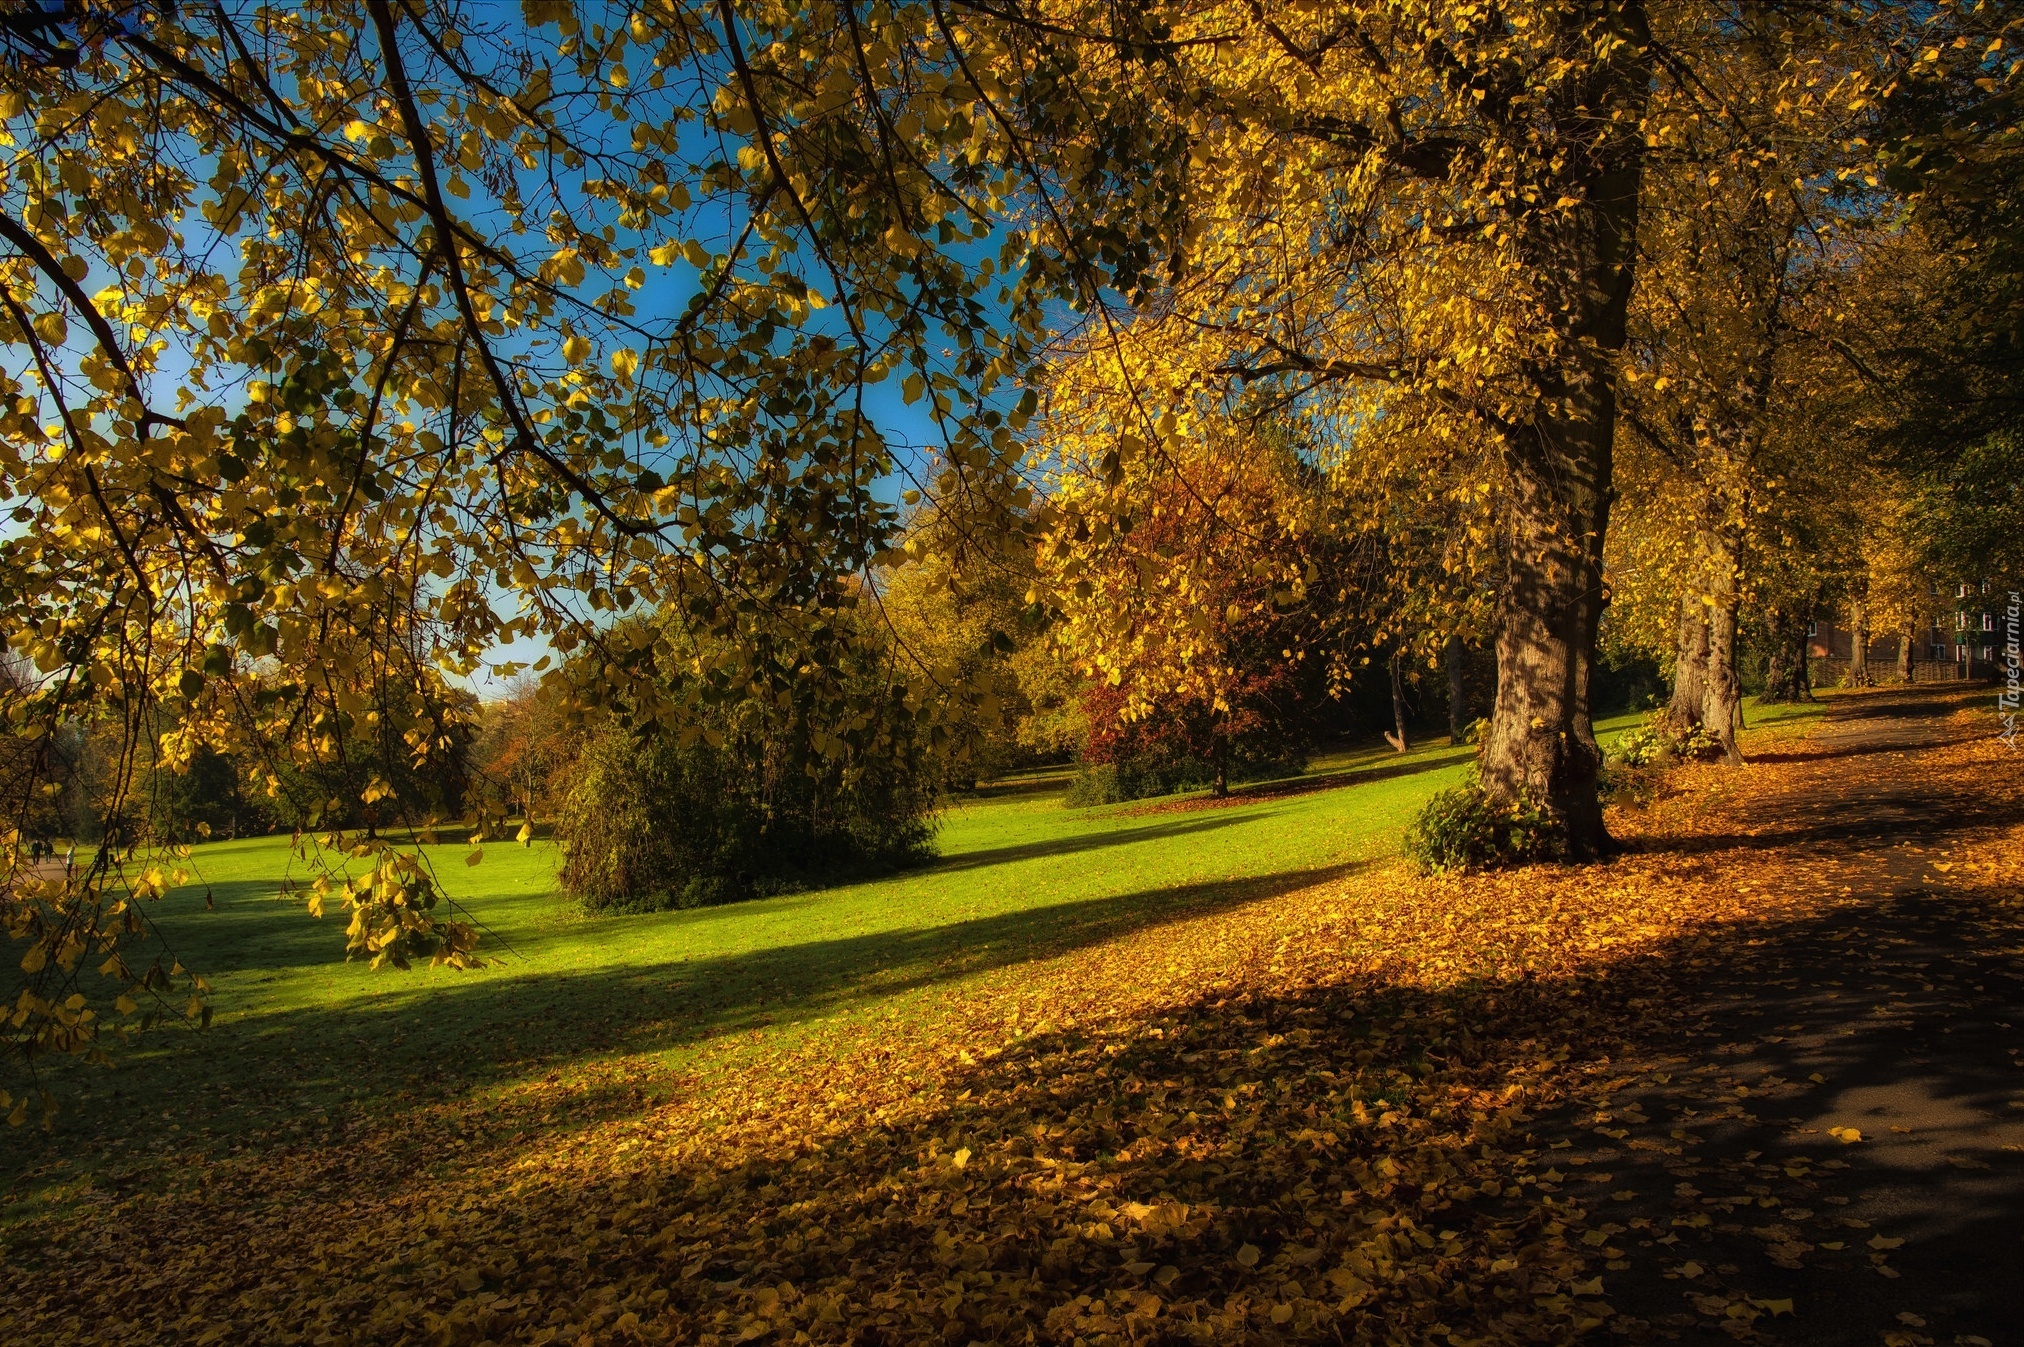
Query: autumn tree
1039 347 1340 798
0 0 1973 1109
1608 0 1906 759
872 508 1048 790
0 0 1067 1087
468 676 577 822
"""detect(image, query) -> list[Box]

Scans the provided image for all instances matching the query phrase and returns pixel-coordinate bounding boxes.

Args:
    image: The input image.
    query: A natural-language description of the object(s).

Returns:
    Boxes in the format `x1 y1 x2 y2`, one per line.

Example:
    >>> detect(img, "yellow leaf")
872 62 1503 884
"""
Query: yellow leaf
1828 1126 1863 1144
1235 1243 1260 1268
465 848 483 866
883 223 920 257
951 1147 970 1168
1867 1235 1904 1250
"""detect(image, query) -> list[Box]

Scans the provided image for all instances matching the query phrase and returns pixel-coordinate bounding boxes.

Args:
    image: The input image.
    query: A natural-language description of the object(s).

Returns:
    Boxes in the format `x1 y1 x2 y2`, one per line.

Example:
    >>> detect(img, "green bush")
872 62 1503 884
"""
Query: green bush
1402 773 1563 874
556 698 938 914
1608 711 1721 767
1065 746 1231 805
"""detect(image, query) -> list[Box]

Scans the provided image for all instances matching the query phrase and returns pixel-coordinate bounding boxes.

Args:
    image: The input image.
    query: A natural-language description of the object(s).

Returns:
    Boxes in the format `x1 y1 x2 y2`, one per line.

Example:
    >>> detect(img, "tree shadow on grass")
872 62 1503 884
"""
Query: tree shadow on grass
21 691 2018 1344
1130 748 1469 814
13 858 1373 1169
928 810 1268 874
25 867 2024 1347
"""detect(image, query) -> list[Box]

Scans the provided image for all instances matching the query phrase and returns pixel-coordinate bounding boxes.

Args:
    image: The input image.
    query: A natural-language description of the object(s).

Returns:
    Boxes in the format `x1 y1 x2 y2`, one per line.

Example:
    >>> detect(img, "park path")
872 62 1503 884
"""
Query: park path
1559 685 2024 1346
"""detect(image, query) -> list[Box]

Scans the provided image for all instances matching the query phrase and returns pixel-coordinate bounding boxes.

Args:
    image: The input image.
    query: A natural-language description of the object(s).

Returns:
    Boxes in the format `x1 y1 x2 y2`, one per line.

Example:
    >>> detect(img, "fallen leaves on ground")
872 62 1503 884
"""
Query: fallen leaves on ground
2 693 2019 1345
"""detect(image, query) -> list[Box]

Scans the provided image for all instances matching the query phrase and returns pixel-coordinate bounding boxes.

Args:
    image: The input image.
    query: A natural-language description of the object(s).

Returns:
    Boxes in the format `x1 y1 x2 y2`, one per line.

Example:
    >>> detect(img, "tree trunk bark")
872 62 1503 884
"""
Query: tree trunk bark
1700 530 1744 764
1209 719 1229 798
1898 627 1914 683
1474 0 1650 862
1385 649 1410 754
1762 605 1808 702
1670 588 1709 729
1848 599 1871 687
1446 634 1468 744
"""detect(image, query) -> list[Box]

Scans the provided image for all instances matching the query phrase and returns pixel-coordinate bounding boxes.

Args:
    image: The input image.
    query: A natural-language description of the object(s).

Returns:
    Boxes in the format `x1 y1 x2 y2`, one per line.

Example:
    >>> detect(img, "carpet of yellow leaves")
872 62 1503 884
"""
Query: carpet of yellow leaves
3 692 2018 1346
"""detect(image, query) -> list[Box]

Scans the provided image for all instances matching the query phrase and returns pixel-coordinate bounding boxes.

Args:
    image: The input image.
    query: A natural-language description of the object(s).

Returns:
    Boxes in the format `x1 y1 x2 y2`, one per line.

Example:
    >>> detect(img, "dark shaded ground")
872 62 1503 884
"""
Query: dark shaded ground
1549 685 2024 1346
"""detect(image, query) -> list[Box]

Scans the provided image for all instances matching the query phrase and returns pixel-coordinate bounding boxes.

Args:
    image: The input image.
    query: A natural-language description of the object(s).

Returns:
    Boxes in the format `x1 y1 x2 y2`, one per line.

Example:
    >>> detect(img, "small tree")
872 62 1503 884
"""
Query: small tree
554 616 939 912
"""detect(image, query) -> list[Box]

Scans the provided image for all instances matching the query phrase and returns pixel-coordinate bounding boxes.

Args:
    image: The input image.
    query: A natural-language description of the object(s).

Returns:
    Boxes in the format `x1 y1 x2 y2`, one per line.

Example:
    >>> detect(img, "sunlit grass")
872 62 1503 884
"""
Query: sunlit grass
2 700 1815 1211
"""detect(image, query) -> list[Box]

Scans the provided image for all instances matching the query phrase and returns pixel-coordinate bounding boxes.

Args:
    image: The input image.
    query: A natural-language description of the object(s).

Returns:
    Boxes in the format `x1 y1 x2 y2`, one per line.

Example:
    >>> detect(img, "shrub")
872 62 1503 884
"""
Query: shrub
1608 711 1721 768
1064 762 1123 806
1071 681 1308 804
1402 773 1563 874
556 697 938 914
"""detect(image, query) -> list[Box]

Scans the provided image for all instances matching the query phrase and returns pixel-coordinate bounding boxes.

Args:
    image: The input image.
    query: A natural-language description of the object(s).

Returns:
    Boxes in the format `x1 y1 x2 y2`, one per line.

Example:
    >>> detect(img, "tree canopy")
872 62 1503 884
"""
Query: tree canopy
4 0 2020 1108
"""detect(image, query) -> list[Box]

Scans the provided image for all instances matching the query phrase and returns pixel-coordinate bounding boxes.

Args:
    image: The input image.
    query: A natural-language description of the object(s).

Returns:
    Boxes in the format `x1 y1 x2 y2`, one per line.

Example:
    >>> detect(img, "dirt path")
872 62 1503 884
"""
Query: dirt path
1569 685 2024 1345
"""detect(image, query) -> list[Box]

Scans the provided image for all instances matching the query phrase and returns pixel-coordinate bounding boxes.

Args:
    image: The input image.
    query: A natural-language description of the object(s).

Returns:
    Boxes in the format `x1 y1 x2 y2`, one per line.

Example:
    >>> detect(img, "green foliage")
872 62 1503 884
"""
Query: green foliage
144 748 250 844
1609 712 1722 768
1065 741 1306 806
1402 772 1564 875
557 708 939 915
1064 756 1208 806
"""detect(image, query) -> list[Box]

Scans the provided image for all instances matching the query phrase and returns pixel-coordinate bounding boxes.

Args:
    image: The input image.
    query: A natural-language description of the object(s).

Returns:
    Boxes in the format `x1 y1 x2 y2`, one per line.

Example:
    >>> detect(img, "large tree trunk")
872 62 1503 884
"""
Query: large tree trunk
1700 529 1744 764
1898 627 1914 683
1669 588 1709 729
1848 598 1872 687
1762 604 1812 702
1446 634 1468 744
1475 0 1650 861
1384 648 1410 753
1481 468 1613 855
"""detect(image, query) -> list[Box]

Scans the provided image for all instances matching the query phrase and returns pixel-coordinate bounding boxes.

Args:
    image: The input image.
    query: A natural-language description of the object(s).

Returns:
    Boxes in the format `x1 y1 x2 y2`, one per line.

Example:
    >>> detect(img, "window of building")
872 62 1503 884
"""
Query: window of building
1984 612 1996 632
1958 611 1969 629
1806 620 1818 637
1932 643 1948 660
1960 583 1974 598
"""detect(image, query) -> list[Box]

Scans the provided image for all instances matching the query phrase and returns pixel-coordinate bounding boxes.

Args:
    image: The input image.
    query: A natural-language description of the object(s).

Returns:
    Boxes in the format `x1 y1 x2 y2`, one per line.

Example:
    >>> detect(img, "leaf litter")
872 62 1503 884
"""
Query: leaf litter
2 699 2019 1346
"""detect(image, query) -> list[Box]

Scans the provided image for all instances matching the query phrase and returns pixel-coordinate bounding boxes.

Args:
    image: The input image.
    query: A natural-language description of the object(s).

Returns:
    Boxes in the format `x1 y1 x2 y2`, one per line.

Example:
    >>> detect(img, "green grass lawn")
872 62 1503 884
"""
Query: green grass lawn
3 699 1815 1208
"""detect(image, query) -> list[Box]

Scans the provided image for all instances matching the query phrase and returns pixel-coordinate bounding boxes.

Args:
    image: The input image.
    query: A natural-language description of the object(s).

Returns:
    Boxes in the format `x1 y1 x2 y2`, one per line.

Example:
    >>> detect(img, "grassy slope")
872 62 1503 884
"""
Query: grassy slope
2 701 1818 1201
